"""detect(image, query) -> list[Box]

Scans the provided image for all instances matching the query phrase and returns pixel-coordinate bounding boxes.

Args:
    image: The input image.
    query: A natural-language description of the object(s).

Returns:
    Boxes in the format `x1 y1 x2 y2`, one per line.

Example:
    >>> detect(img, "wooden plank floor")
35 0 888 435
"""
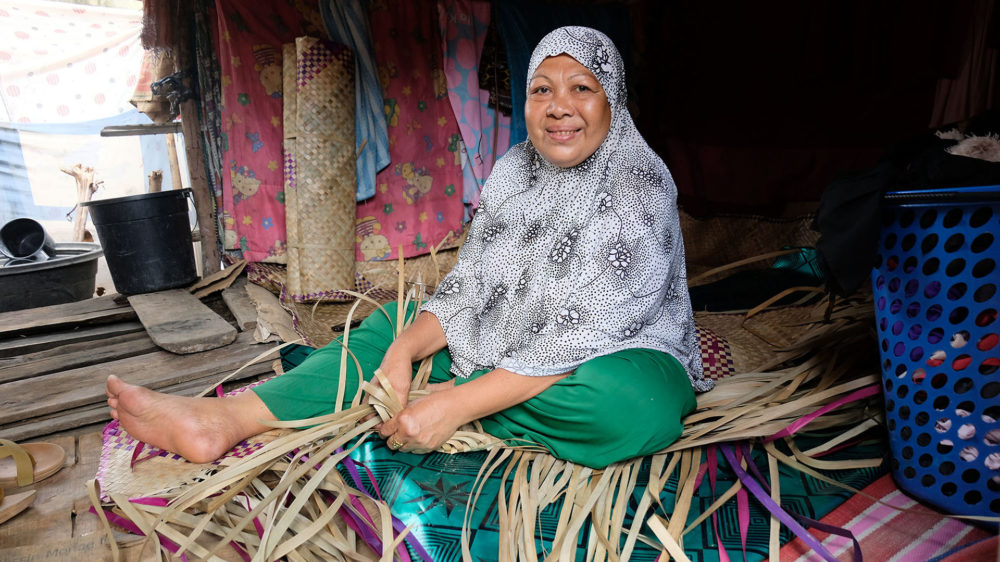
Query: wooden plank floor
0 423 154 560
0 289 274 560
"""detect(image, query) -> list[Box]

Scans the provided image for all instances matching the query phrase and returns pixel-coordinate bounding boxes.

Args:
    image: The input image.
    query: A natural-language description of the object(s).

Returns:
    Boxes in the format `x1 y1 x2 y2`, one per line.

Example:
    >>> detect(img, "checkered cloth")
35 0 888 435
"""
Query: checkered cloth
697 325 735 380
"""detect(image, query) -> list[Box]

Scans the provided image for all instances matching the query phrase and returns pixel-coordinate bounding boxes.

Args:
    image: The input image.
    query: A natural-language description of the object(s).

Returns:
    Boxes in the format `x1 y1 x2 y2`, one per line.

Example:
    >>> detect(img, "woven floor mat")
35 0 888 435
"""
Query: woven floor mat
680 210 819 280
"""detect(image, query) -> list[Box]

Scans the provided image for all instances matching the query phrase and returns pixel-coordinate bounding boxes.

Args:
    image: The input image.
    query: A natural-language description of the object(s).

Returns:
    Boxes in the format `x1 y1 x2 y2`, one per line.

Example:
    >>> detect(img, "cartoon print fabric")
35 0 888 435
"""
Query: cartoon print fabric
213 0 325 262
436 0 511 214
354 0 466 262
422 27 713 392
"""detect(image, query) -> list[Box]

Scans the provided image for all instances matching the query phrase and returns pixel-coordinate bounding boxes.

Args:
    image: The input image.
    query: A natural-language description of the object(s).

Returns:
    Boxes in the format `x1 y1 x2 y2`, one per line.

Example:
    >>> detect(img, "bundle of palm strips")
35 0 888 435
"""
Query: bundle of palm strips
88 254 885 561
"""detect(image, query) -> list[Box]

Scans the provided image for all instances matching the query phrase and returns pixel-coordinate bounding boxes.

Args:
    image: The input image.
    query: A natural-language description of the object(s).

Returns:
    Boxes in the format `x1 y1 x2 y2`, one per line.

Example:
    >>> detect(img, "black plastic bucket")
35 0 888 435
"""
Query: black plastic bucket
81 189 198 294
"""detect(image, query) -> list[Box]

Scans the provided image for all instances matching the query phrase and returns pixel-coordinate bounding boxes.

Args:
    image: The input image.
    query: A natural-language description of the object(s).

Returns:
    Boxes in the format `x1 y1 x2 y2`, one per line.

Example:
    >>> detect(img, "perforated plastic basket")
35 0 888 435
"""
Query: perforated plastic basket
872 185 1000 518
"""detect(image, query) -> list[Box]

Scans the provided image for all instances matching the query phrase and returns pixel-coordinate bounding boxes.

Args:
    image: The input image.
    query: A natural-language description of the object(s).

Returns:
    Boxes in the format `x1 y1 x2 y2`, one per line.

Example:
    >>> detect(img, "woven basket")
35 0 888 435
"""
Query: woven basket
283 37 357 302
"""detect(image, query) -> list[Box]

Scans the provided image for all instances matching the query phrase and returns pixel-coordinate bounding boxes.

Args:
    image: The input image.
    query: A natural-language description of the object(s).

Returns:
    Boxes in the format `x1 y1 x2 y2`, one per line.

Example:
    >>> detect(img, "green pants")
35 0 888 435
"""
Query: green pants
253 303 697 468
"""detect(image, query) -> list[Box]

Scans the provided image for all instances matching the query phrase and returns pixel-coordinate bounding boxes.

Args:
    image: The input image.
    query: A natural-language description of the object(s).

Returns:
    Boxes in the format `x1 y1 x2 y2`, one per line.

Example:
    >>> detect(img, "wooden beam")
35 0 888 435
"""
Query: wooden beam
0 366 271 442
178 102 221 276
222 276 258 331
0 322 146 360
0 332 155 384
173 12 221 276
99 122 183 137
128 289 237 354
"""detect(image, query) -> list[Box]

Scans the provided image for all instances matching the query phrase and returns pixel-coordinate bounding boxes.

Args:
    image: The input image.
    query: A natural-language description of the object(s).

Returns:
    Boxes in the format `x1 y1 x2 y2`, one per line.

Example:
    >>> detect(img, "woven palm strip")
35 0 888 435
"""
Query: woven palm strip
89 258 883 561
284 36 356 302
246 247 461 347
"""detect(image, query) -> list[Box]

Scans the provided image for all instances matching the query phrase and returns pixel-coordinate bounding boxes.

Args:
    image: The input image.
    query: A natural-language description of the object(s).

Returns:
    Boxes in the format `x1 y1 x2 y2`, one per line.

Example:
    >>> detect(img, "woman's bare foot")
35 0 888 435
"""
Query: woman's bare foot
106 375 274 464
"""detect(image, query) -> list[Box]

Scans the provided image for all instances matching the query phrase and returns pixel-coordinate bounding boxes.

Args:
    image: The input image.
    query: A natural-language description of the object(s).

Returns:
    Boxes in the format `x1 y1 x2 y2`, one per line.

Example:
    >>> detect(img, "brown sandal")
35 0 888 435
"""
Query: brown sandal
0 439 66 489
0 487 36 524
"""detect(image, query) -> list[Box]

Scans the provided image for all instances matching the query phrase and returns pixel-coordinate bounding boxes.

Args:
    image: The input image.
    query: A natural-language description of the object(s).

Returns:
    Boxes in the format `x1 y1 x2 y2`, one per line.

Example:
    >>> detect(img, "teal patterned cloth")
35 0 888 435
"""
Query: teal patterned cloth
338 434 886 561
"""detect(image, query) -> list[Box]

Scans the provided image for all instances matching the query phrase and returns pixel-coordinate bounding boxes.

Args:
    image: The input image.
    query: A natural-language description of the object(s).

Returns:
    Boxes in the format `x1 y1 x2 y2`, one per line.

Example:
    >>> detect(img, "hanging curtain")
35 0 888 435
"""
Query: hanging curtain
929 0 998 127
354 0 465 262
319 0 390 202
436 0 512 214
211 0 325 262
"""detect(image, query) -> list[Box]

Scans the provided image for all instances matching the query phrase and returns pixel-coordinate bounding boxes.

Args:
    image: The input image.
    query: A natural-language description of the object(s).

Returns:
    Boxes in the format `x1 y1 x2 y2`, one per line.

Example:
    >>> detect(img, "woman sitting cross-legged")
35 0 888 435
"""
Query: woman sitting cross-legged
106 26 714 469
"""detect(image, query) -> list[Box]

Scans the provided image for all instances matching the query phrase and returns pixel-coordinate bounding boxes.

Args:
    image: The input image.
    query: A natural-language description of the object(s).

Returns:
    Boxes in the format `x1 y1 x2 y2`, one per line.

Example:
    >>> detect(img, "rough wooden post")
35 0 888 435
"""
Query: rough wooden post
173 10 221 275
178 102 220 275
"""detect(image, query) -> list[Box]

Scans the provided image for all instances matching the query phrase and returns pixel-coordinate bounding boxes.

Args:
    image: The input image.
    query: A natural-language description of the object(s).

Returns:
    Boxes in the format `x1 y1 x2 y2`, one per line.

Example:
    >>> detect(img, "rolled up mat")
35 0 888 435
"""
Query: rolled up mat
283 36 356 302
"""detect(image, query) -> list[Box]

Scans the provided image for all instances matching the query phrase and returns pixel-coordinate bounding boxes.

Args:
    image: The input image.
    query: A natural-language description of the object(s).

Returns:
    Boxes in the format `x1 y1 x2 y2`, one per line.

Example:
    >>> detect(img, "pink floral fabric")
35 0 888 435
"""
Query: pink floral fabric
354 0 465 261
213 0 325 262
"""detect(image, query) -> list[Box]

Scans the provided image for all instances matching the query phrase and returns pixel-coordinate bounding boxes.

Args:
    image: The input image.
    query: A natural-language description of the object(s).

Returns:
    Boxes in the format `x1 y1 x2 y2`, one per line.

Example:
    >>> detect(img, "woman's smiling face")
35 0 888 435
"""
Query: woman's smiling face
525 54 612 168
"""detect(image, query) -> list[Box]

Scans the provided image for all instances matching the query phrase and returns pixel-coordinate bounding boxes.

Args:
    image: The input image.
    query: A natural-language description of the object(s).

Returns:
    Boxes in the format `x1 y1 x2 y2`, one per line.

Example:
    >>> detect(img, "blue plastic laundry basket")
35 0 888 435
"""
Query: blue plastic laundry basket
872 185 1000 518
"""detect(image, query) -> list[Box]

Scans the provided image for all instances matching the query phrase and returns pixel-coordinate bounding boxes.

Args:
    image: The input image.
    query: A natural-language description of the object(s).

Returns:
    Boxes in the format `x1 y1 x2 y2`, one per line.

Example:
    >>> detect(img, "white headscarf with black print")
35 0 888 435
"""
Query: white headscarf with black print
422 26 713 392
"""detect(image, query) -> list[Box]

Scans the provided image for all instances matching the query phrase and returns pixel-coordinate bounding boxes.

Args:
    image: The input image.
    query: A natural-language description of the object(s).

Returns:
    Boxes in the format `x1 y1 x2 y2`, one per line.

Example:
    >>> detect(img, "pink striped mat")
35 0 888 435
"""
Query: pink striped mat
780 474 997 561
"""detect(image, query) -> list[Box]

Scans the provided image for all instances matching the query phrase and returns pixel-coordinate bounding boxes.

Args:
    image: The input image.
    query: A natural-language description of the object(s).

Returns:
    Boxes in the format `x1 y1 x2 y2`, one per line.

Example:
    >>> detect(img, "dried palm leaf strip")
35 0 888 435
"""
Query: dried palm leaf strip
92 259 891 561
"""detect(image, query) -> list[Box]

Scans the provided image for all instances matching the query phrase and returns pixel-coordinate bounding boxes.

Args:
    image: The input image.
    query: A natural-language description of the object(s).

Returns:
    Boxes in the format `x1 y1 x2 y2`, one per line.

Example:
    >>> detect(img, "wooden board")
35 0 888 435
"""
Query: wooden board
0 294 135 339
0 365 273 442
0 331 275 426
128 289 237 354
0 331 154 385
221 276 258 332
0 321 145 359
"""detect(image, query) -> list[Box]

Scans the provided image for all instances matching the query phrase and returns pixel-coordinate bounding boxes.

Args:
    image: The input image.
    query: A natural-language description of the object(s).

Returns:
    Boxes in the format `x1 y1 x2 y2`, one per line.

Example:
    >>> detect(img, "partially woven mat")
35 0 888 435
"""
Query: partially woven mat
95 381 288 501
282 36 356 302
695 304 821 374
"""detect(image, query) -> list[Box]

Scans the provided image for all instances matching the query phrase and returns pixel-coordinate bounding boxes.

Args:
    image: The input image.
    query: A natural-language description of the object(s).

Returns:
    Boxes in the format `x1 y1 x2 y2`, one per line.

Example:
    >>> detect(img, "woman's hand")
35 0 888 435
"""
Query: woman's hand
372 346 416 411
378 391 462 453
378 368 570 454
363 310 448 418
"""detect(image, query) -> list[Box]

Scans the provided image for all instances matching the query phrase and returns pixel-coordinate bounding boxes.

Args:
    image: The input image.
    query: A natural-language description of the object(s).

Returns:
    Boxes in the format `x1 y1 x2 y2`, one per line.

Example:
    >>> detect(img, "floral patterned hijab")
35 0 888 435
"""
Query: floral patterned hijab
422 26 713 392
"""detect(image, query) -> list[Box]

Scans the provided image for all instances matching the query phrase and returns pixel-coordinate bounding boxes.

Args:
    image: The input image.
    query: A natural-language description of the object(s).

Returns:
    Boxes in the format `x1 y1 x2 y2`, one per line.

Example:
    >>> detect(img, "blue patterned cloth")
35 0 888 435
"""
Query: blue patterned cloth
320 0 390 201
338 435 886 561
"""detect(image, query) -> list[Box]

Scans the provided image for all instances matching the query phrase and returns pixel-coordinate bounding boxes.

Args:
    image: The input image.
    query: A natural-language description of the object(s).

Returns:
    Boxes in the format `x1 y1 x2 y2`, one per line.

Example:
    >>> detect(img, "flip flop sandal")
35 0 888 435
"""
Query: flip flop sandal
0 487 36 524
0 439 67 489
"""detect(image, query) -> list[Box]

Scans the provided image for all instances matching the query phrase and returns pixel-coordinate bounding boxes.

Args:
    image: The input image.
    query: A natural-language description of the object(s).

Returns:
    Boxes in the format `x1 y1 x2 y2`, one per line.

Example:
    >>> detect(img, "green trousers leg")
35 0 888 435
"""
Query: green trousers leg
252 303 453 418
253 303 697 468
461 348 697 468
